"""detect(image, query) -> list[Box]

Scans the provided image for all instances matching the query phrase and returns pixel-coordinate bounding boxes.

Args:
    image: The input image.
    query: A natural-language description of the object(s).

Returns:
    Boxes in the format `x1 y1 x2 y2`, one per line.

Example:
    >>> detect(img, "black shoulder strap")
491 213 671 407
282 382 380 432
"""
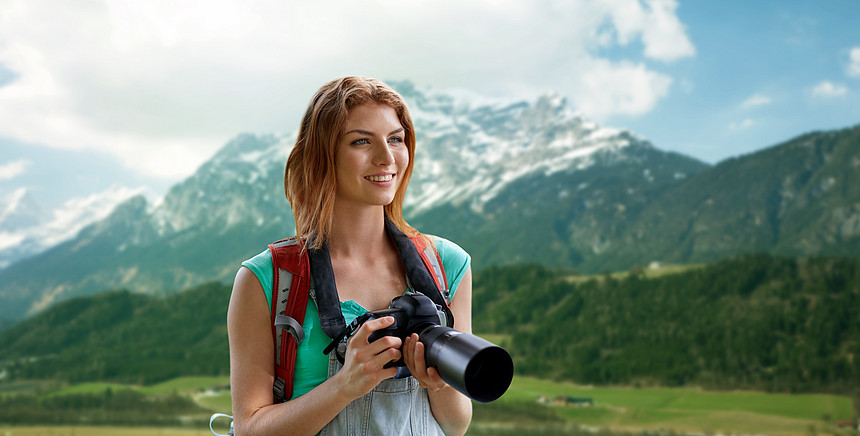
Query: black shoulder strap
312 217 454 340
308 240 348 340
384 219 453 325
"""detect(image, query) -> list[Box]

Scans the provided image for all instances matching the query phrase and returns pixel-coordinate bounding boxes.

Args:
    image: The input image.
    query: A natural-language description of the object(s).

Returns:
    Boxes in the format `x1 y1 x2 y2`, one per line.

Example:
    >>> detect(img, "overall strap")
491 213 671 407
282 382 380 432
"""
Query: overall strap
269 238 310 403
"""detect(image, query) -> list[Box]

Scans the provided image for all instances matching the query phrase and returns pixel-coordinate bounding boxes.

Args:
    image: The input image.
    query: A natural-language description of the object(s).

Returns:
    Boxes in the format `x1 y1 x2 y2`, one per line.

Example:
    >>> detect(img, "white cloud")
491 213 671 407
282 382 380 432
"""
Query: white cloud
0 0 696 181
576 59 674 118
810 81 848 99
848 47 860 78
0 159 31 180
729 118 755 131
740 94 771 109
608 0 696 61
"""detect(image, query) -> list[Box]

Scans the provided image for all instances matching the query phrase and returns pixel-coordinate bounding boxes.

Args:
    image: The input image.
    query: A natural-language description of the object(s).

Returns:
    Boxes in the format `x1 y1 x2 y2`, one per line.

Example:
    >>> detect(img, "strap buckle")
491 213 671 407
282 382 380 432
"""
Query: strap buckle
274 315 305 345
273 377 286 403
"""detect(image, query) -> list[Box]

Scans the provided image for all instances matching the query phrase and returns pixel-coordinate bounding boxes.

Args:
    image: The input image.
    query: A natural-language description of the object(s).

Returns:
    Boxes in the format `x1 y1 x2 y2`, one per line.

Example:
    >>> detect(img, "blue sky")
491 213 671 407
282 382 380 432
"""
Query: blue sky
617 0 860 163
1 0 859 212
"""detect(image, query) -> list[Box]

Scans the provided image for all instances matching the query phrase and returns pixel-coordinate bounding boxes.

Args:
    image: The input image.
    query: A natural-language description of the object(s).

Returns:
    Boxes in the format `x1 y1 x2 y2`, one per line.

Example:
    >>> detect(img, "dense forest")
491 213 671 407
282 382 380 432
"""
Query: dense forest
0 388 207 425
1 254 859 394
0 281 231 384
473 255 860 393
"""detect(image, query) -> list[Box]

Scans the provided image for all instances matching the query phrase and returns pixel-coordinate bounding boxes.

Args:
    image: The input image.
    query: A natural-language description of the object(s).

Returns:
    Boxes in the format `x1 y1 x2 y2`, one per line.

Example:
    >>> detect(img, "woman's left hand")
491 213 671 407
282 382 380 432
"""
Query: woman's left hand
402 333 448 391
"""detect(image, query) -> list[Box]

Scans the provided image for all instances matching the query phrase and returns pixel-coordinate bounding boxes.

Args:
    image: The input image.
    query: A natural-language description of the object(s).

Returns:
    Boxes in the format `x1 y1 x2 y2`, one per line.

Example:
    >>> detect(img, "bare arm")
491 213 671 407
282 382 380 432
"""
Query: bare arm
403 267 474 436
228 267 403 435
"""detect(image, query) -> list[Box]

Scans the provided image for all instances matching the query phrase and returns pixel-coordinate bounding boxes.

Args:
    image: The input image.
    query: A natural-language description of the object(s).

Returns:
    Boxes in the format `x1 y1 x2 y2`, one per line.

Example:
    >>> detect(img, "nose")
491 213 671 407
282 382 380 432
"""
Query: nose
372 141 395 166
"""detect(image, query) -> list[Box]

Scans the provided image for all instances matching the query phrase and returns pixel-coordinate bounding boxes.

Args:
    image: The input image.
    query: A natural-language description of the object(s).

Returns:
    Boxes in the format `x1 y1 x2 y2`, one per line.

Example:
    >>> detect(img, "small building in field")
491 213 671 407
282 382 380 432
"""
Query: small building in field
835 419 859 430
537 395 593 407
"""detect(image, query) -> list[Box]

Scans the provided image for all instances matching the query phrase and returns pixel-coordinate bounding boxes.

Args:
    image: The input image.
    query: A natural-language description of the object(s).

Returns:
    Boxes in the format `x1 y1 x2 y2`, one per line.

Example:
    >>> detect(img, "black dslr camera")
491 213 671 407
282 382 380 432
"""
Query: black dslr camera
326 292 513 403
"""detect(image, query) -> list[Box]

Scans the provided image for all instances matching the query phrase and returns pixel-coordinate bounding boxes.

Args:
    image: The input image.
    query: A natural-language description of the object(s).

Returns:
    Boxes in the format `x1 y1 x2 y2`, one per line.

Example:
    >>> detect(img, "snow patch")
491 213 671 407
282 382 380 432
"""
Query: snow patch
0 185 150 266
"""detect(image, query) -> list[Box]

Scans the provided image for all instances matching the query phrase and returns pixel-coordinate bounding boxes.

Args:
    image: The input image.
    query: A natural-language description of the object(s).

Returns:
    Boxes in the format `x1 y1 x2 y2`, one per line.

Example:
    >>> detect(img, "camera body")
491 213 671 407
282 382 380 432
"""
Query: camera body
366 292 450 367
358 292 514 403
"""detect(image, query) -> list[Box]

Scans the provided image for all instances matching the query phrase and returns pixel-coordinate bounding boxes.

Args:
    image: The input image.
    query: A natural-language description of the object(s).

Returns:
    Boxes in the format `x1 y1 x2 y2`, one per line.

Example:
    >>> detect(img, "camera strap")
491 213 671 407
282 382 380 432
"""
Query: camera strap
312 217 455 342
384 218 454 327
307 238 348 340
322 312 374 361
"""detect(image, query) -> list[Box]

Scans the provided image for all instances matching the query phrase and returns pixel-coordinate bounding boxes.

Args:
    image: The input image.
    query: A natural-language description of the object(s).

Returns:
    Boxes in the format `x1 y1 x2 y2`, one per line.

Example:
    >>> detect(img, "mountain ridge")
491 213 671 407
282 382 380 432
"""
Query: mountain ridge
0 82 675 320
0 82 857 321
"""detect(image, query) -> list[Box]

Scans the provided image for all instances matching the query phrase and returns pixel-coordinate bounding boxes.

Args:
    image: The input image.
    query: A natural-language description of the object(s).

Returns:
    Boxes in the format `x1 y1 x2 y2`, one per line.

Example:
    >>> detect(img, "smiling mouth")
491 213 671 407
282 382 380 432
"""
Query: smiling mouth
365 174 394 182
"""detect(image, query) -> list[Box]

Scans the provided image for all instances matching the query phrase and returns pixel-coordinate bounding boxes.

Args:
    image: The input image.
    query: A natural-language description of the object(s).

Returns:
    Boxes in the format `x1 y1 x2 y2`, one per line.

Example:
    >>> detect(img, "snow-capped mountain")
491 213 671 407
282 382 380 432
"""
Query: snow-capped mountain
0 186 148 269
398 82 648 214
0 81 721 320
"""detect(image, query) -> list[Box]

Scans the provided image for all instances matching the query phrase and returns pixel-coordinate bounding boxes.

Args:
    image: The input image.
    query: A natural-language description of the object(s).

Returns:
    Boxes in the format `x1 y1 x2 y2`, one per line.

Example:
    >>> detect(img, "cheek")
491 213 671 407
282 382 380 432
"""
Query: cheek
395 148 410 169
335 150 361 180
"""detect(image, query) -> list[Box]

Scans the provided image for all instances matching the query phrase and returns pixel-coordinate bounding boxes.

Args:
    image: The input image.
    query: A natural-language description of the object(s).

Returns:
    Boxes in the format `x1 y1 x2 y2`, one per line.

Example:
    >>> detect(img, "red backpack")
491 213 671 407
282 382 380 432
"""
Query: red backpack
268 220 450 403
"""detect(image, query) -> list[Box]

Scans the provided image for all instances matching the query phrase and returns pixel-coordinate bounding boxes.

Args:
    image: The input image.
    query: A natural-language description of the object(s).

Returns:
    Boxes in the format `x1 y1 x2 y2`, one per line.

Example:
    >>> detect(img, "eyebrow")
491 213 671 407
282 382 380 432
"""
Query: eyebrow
343 127 405 136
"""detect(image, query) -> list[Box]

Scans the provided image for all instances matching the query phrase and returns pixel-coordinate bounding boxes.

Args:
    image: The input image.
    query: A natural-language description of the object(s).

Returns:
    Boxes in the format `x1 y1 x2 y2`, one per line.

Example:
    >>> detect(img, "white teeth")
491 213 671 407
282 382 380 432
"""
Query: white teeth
367 175 393 182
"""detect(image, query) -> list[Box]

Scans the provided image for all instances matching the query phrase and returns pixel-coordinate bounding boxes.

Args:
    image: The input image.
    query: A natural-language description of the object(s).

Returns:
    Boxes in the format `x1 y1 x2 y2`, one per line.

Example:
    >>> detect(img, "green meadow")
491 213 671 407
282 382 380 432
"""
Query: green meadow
0 427 214 435
5 375 848 436
490 376 852 435
43 376 230 397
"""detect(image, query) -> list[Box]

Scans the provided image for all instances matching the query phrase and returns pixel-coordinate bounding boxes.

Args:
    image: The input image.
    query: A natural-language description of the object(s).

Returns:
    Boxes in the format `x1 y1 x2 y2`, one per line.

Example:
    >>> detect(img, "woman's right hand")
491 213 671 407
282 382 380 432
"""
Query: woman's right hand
332 316 403 399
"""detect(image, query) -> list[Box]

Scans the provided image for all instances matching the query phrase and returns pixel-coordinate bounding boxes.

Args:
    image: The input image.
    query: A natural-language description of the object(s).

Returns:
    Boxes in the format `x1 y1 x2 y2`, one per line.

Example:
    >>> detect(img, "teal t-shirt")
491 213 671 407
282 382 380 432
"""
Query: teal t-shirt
241 236 471 400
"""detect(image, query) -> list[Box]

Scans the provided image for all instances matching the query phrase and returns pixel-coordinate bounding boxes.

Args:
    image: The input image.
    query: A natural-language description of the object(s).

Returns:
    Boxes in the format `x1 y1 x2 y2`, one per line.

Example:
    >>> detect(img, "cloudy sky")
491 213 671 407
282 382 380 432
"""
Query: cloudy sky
1 0 859 211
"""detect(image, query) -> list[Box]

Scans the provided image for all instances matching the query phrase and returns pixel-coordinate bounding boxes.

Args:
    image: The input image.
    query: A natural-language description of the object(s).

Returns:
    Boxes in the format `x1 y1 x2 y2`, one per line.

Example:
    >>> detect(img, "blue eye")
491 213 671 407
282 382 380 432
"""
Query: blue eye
389 136 404 144
351 138 370 145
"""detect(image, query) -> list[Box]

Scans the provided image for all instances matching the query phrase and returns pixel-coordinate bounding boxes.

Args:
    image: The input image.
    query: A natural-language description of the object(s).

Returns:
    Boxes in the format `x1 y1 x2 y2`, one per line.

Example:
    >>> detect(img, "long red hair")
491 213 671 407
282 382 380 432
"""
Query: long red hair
285 77 419 249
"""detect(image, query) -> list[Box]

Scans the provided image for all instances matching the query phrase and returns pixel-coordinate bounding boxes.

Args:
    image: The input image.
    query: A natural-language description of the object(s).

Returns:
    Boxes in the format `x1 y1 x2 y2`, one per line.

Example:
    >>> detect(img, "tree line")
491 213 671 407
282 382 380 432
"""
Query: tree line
1 253 858 394
472 254 860 394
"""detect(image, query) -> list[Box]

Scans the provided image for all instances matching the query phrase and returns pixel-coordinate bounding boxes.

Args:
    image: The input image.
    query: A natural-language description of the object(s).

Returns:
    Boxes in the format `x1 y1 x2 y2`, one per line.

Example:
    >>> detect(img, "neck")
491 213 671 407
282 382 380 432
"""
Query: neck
328 204 388 257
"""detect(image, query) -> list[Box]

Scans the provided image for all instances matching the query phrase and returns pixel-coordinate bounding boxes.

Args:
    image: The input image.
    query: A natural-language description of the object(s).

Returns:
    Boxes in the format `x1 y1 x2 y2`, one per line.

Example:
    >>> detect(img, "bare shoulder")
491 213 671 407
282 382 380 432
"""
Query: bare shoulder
229 267 268 319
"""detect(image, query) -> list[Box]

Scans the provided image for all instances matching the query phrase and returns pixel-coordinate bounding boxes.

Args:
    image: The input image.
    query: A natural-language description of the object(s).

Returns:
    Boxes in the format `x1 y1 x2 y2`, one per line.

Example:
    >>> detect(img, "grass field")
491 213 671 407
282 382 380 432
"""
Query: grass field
0 427 213 436
497 376 853 435
45 376 230 397
2 375 854 436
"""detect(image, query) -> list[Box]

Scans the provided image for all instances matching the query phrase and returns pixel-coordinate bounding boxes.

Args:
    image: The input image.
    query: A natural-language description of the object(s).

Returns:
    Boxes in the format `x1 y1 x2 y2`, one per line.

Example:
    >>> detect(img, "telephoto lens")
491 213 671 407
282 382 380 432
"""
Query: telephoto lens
419 326 513 403
332 292 515 402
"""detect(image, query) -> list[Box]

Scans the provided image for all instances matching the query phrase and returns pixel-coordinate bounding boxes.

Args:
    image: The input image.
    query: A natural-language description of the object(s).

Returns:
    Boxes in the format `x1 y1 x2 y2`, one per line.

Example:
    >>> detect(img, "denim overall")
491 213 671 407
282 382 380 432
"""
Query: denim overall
319 353 446 436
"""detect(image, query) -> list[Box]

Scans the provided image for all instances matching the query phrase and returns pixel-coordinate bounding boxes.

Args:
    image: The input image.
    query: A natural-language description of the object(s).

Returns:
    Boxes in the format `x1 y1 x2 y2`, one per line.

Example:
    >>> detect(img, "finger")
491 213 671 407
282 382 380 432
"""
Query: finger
402 334 417 370
426 366 440 380
351 316 395 344
369 345 403 370
414 341 447 391
348 334 402 365
403 335 429 381
411 338 429 375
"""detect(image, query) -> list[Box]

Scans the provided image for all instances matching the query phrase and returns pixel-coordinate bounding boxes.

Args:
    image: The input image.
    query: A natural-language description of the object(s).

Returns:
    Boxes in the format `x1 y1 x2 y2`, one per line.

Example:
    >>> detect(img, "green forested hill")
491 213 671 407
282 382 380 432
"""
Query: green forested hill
1 255 858 394
605 124 860 269
473 255 860 393
0 281 231 384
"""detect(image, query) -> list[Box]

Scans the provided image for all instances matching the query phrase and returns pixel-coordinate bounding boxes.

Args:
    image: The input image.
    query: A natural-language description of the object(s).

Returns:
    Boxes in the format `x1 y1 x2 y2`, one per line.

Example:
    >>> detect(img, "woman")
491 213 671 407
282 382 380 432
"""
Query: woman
227 77 473 435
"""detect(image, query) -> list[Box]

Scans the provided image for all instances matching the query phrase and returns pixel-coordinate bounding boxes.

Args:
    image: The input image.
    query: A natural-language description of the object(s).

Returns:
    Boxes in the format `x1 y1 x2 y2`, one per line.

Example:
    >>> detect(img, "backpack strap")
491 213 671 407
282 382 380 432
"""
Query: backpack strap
384 218 453 327
409 234 450 304
268 238 310 403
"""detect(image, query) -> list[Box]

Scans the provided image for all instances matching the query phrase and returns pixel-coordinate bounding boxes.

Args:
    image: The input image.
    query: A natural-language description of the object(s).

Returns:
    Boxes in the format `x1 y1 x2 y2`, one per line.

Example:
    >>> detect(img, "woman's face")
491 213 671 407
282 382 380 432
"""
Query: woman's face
335 103 409 209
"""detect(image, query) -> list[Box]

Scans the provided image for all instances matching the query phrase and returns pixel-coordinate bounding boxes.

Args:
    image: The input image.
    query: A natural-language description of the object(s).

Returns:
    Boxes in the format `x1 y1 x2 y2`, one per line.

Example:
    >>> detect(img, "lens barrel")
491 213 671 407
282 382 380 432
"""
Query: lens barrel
419 326 513 403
